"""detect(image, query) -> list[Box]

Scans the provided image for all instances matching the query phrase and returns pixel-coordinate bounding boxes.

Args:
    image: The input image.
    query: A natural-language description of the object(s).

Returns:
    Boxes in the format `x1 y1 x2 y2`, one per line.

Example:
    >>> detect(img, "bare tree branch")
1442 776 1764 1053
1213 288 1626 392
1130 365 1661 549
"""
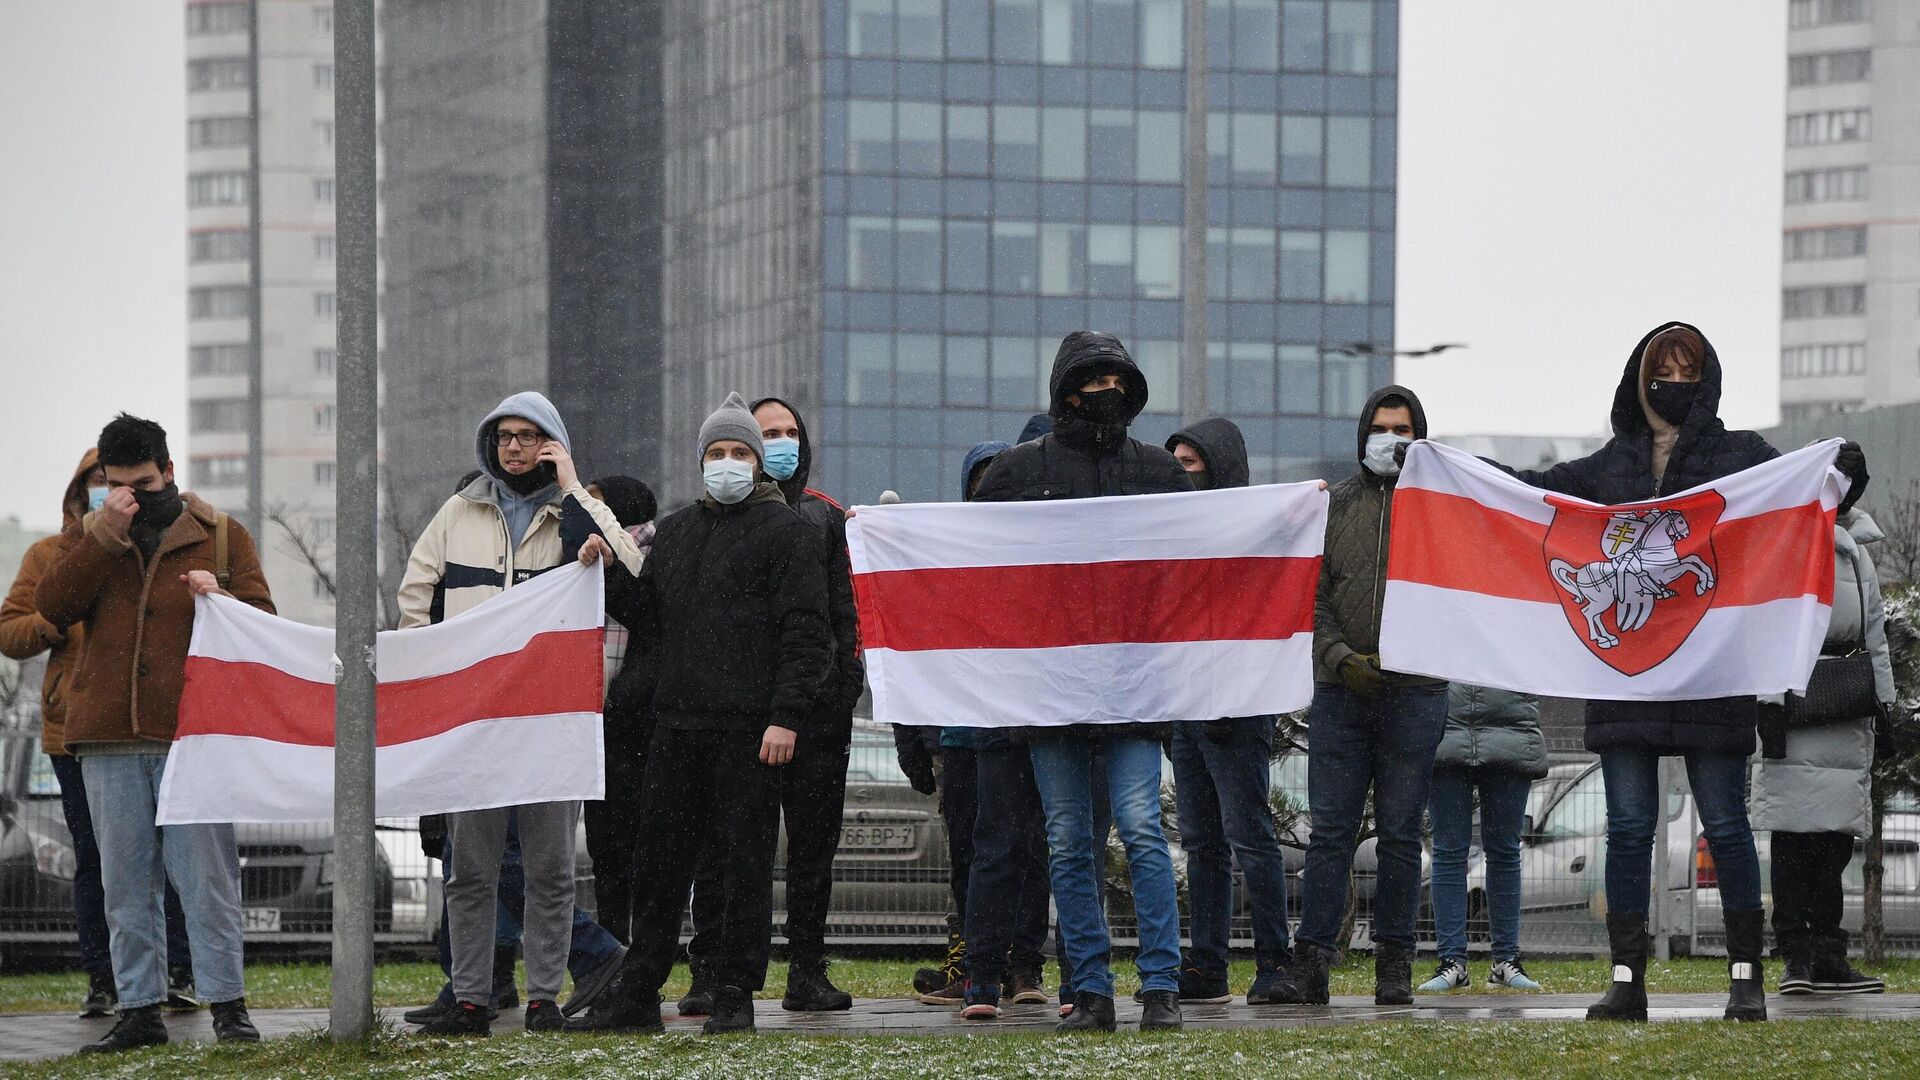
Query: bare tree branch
1877 480 1920 586
266 503 337 601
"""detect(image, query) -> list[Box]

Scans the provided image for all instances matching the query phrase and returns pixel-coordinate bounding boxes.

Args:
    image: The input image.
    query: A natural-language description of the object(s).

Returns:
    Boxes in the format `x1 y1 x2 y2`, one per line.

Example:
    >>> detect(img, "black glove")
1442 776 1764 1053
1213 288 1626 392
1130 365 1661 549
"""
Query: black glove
419 813 447 861
1337 652 1389 698
1393 441 1410 468
897 739 937 795
1835 440 1868 513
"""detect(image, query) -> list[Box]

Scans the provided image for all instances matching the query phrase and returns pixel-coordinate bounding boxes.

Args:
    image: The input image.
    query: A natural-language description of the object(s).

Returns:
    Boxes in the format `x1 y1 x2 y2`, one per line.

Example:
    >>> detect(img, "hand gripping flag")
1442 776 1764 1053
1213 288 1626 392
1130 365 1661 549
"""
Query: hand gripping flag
157 563 606 824
846 483 1328 728
1379 439 1846 700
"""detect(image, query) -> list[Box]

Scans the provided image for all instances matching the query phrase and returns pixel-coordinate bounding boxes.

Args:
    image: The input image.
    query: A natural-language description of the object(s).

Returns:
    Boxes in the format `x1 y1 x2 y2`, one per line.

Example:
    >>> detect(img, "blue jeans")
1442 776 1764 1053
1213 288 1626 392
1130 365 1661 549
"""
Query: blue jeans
1297 684 1448 953
1599 748 1761 916
1028 737 1180 999
1171 718 1292 974
81 752 245 1008
1428 766 1531 963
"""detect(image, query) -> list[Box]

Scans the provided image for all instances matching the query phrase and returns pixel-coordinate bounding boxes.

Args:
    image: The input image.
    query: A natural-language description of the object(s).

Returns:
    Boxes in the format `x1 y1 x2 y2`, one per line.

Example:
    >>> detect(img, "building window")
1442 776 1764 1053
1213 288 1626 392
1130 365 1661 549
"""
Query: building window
188 171 248 207
1782 284 1867 319
1781 343 1866 378
1325 116 1372 188
1784 166 1867 205
1282 0 1326 70
313 5 334 33
314 461 336 486
1134 225 1181 298
848 0 893 56
1788 49 1871 86
189 286 250 319
314 348 337 376
189 228 250 262
1140 0 1184 68
1786 109 1871 147
188 57 250 91
1280 115 1324 184
992 106 1039 180
1789 0 1869 28
313 292 337 318
314 234 336 260
186 2 250 36
1324 230 1370 304
188 117 250 149
1134 111 1183 184
1326 1 1373 74
1784 225 1867 261
313 404 337 434
313 178 336 204
190 398 251 432
192 456 249 487
314 63 335 91
190 343 249 375
314 120 334 148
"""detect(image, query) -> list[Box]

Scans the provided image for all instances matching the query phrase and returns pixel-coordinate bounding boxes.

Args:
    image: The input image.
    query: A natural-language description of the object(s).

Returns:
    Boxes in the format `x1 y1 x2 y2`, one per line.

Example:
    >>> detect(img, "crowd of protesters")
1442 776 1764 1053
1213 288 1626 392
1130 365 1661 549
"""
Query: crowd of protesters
0 319 1891 1051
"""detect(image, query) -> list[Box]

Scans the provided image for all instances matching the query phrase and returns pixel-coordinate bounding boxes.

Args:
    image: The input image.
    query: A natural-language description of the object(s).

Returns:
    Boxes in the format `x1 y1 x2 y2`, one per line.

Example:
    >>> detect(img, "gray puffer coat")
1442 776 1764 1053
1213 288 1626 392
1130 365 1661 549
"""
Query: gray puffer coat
1749 508 1895 838
1434 684 1550 779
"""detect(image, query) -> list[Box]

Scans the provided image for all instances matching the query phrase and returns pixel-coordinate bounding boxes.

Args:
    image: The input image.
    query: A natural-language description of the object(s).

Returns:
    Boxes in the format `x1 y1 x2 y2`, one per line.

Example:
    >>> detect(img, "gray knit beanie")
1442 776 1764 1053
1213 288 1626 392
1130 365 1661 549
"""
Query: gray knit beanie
698 391 765 463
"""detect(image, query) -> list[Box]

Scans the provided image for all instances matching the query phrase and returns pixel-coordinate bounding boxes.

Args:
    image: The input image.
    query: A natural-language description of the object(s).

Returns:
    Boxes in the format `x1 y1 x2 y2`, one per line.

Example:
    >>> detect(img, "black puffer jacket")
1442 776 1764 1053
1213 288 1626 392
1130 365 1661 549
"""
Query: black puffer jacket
972 332 1195 742
753 396 866 733
1499 321 1779 755
605 484 833 735
1167 417 1250 490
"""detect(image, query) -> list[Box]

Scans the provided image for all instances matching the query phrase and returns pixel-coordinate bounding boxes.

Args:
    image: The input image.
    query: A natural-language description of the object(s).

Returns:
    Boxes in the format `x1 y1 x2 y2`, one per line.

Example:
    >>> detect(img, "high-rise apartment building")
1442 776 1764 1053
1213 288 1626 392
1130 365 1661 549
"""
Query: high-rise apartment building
185 0 346 624
1779 0 1920 422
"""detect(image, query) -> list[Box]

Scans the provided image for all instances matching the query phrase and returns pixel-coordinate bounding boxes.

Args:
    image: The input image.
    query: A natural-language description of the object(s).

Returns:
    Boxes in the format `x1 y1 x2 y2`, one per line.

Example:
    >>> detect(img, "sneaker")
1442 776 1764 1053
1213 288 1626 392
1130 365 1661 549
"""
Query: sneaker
414 1001 491 1038
80 974 117 1020
1006 968 1049 1005
566 989 664 1034
524 999 566 1032
960 981 1001 1020
913 926 966 996
1245 966 1287 1005
1418 958 1469 992
677 959 717 1017
783 956 854 1012
1810 944 1885 995
563 944 628 1017
210 998 260 1043
77 1004 168 1055
1779 939 1814 995
918 972 966 1006
1267 944 1332 1005
701 985 755 1035
164 971 200 1011
1488 959 1542 991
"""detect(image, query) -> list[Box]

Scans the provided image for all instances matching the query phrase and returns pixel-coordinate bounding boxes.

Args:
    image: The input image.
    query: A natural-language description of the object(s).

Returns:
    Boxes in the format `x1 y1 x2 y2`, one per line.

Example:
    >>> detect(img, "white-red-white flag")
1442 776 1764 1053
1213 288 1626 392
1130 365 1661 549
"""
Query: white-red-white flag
156 563 606 825
1378 439 1845 700
846 483 1327 728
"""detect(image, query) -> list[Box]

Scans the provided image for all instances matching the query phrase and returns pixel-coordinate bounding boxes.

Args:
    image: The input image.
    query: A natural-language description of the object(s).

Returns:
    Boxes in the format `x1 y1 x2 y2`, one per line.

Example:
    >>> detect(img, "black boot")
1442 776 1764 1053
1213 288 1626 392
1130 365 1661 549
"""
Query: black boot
1586 913 1649 1022
913 918 965 995
1055 990 1116 1033
1724 909 1768 1022
677 958 716 1016
1268 944 1332 1005
1138 989 1182 1031
80 973 117 1020
1778 933 1813 995
414 1000 491 1037
491 945 520 1011
701 985 756 1035
210 998 260 1043
783 956 854 1012
566 986 664 1034
77 1004 168 1055
1810 934 1884 994
1374 945 1413 1006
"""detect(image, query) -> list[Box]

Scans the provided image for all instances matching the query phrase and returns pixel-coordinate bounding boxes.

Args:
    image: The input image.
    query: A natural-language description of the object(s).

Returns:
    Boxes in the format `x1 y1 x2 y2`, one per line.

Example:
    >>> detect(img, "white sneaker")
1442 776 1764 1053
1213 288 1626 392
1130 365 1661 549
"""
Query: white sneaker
1489 959 1542 990
1417 959 1469 992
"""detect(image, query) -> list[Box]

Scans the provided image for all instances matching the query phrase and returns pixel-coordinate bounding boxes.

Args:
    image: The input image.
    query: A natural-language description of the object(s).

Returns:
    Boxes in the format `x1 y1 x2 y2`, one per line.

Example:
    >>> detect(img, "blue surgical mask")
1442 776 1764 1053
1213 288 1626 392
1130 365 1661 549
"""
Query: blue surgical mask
703 458 756 505
1364 432 1411 477
763 437 801 482
87 486 109 512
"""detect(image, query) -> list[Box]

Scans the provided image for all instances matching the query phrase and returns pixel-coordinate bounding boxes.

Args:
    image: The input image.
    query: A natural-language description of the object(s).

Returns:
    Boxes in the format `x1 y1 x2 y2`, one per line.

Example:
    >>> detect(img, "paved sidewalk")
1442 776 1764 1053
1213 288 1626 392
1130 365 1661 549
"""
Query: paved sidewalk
7 993 1919 1061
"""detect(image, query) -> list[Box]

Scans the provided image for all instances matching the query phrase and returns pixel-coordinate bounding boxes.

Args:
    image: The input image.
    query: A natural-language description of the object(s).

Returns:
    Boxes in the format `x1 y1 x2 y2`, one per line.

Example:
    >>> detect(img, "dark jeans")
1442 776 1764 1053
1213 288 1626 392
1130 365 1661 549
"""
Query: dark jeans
963 743 1052 989
1772 830 1855 949
622 728 781 994
1171 717 1292 975
1599 748 1762 916
584 735 649 944
939 746 978 922
690 726 848 964
49 754 191 982
1429 766 1531 963
1297 683 1448 953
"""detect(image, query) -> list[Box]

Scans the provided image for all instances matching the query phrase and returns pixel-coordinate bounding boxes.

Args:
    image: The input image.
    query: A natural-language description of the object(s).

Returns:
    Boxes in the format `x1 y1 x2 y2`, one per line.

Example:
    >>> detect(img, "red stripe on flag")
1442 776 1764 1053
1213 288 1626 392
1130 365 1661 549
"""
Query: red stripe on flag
1390 489 1834 607
177 628 604 747
853 556 1319 652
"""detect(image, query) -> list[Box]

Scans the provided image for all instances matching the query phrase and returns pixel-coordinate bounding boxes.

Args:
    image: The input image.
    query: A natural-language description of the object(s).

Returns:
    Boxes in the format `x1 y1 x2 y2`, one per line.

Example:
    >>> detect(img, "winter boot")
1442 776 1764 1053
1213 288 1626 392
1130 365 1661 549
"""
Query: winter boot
1585 912 1649 1022
1810 935 1884 994
676 958 716 1016
1055 990 1116 1033
1778 934 1814 995
1268 943 1332 1005
1006 967 1049 1005
77 1004 168 1055
1138 989 1183 1031
210 998 260 1043
701 985 756 1035
1724 909 1768 1022
783 955 854 1011
1374 945 1414 1006
79 973 117 1019
566 986 664 1034
913 925 966 997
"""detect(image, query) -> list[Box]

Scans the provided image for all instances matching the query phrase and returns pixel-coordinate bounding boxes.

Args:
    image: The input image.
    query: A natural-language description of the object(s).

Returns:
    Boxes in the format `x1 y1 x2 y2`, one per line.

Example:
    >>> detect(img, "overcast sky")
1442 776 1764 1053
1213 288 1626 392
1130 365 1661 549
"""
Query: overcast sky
0 2 1784 532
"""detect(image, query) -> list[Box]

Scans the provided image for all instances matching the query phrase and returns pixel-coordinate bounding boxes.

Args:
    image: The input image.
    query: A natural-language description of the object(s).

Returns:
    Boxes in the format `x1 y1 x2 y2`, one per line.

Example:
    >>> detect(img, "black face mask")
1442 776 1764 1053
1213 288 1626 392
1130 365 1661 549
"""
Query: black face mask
131 483 184 527
1645 379 1700 427
1187 470 1212 491
1072 388 1129 426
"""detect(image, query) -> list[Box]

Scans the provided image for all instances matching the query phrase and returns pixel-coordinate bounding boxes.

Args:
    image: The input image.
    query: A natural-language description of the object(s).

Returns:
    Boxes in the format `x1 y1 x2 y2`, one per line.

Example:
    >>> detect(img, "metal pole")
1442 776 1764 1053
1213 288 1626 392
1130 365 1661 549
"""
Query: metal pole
244 0 264 532
1178 0 1208 424
330 0 379 1041
1651 756 1675 961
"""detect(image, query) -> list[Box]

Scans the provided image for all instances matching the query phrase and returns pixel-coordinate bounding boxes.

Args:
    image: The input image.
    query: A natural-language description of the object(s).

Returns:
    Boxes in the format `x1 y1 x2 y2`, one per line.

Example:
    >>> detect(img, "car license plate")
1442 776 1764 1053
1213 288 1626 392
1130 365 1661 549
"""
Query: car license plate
839 825 915 851
244 907 281 933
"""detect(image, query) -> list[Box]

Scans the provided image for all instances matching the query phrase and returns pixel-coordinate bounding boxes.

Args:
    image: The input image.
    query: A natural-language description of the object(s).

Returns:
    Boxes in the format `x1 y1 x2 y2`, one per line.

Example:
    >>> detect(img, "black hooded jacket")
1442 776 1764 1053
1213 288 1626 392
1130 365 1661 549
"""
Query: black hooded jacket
1167 418 1251 490
1496 321 1780 755
972 332 1194 742
751 396 866 728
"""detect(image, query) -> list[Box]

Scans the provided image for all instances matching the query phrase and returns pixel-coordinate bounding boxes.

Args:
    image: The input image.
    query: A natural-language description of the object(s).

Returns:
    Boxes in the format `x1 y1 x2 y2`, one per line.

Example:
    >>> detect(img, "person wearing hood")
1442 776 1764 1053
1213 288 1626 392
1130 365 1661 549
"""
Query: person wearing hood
1268 386 1446 1009
570 392 832 1037
969 331 1193 1034
1750 505 1894 996
35 415 274 1054
1160 419 1294 1005
1483 322 1869 1023
397 392 641 1037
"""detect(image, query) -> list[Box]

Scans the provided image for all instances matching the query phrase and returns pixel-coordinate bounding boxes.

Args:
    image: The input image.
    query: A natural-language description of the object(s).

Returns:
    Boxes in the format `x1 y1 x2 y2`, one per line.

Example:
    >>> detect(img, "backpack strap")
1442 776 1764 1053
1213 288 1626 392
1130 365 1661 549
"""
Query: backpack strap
214 512 232 589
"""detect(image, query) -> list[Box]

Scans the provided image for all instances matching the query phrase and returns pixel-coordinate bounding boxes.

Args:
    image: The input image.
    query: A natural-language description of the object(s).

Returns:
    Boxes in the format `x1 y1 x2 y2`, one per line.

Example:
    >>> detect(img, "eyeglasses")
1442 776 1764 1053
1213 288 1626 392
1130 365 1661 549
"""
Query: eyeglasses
494 430 544 448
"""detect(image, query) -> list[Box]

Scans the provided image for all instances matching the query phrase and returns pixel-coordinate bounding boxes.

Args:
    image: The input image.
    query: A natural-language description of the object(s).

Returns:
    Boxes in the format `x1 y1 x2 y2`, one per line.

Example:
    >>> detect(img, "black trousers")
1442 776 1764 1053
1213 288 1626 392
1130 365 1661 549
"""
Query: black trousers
1771 830 1856 948
620 727 781 993
940 746 979 921
583 734 650 945
963 744 1056 988
690 726 850 964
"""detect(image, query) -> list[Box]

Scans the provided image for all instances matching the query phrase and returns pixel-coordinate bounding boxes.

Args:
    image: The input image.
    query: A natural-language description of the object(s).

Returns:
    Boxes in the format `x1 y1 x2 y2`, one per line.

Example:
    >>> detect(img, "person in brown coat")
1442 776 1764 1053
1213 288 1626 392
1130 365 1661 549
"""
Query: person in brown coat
34 415 272 1054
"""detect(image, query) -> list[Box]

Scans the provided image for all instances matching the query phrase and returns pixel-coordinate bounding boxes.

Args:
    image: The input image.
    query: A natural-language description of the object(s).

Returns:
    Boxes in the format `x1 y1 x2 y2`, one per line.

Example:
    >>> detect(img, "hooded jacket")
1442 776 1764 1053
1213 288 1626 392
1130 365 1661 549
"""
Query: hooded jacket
1499 322 1780 754
972 333 1194 741
1314 384 1445 689
0 449 99 754
1167 418 1251 491
751 396 866 724
36 488 274 748
398 394 640 628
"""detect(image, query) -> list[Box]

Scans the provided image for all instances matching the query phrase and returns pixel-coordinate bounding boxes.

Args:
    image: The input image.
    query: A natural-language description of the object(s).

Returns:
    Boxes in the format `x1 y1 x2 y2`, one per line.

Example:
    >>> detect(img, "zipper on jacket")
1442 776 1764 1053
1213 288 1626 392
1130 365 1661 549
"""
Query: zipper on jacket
1371 479 1387 650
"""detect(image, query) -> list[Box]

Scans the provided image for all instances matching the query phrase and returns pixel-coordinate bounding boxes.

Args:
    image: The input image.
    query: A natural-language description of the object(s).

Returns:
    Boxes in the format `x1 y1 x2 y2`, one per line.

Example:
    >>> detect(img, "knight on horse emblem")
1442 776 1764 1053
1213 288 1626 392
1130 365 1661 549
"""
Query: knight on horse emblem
1549 508 1717 651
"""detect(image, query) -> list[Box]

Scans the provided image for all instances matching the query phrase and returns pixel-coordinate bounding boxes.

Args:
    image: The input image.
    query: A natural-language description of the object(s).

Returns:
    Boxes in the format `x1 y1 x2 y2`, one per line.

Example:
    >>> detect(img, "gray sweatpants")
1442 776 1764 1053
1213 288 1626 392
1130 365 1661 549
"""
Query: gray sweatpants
445 801 579 1004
